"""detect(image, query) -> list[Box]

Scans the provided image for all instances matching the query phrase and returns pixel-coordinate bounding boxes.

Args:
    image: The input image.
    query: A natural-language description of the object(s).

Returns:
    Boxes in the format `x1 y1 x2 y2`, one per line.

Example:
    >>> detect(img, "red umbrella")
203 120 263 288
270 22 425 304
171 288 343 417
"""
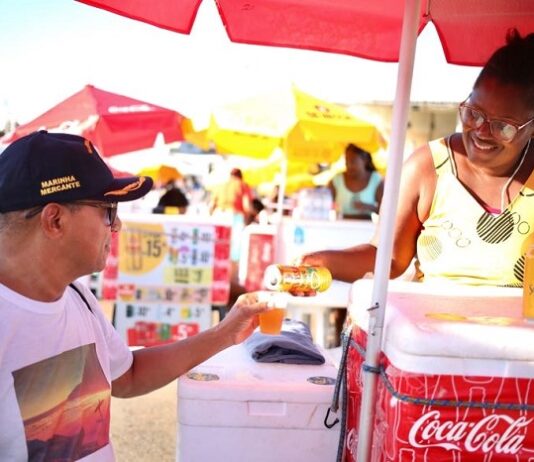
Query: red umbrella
77 0 533 66
108 164 135 179
2 84 187 157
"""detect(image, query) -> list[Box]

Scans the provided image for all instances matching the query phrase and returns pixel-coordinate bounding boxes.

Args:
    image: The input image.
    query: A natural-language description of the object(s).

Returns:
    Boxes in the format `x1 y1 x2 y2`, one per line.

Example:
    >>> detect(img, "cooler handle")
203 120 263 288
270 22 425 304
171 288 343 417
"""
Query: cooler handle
323 324 352 462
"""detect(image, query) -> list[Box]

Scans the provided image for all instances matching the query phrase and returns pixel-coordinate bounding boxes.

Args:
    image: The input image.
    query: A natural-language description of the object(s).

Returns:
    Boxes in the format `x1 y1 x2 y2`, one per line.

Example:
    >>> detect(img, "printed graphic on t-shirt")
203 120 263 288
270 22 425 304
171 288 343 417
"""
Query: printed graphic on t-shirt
12 343 110 461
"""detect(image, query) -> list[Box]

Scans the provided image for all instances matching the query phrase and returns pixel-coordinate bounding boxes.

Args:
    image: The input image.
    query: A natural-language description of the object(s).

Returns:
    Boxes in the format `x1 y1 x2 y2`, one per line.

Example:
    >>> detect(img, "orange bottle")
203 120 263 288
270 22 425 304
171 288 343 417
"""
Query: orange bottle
263 265 332 295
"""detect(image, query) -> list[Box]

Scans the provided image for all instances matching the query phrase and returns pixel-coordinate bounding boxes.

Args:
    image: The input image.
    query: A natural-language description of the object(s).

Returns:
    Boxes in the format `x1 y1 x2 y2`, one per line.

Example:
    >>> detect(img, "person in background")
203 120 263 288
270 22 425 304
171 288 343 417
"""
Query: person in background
209 167 253 261
329 143 384 220
183 174 208 214
153 179 189 214
266 184 292 216
300 29 534 288
247 197 266 225
210 168 263 314
0 131 270 461
209 167 253 220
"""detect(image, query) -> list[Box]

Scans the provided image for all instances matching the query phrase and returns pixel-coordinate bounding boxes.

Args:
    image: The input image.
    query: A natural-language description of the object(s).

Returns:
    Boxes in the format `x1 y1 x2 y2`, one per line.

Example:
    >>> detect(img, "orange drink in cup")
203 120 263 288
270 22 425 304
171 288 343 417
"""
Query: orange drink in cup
258 292 288 335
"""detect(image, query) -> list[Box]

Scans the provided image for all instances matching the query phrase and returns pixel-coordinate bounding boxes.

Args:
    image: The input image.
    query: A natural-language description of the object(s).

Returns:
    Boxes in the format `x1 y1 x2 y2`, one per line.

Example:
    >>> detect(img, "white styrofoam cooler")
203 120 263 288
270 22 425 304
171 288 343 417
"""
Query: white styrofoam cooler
177 343 340 462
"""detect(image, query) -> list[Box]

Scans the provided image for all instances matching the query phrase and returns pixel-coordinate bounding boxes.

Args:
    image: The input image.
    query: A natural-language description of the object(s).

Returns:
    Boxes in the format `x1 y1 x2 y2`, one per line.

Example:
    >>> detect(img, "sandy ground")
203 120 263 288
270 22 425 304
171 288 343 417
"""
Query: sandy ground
101 301 178 462
110 382 177 462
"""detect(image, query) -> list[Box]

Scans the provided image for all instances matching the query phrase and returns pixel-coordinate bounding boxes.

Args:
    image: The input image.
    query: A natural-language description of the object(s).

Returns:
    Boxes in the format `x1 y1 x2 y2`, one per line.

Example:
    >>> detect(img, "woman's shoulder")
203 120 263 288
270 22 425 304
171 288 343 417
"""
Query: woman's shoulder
401 138 441 218
368 170 384 189
405 136 456 171
404 141 435 174
331 172 344 187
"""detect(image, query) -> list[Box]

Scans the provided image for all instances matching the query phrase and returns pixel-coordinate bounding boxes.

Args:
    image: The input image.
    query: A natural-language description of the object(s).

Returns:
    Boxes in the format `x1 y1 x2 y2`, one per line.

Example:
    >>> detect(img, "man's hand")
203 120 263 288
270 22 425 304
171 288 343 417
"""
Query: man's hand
218 292 271 344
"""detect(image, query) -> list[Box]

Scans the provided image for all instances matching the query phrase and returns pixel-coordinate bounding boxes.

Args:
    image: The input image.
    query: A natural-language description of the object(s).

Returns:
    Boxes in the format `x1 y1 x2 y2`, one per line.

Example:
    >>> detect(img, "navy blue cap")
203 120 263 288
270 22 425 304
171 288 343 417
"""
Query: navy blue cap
0 131 153 213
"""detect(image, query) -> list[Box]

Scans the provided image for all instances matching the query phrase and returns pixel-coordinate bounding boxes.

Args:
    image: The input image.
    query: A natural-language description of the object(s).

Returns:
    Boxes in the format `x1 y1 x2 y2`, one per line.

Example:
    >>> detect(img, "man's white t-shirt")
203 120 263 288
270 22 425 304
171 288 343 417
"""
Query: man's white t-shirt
0 282 133 461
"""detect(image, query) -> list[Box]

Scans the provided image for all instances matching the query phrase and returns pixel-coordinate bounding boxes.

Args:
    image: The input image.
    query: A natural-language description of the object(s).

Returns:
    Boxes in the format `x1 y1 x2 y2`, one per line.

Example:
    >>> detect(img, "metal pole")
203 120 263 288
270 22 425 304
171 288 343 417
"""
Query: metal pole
276 151 288 220
273 149 288 263
355 0 420 460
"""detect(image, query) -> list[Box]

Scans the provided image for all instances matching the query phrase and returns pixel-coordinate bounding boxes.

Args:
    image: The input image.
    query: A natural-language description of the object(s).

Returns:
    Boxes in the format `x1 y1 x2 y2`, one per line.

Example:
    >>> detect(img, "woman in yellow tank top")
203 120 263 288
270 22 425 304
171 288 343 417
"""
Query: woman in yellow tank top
299 29 534 287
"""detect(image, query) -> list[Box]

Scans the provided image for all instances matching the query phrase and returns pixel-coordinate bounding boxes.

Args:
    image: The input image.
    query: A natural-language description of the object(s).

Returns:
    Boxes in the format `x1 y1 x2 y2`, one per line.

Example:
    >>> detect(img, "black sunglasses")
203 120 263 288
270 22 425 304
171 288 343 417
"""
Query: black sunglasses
25 201 119 227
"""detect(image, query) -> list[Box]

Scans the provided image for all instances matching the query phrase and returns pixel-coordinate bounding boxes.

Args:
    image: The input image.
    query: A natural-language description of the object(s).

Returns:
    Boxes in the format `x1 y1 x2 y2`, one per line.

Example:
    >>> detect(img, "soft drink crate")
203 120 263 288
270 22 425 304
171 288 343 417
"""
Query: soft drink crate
345 279 534 462
177 343 340 462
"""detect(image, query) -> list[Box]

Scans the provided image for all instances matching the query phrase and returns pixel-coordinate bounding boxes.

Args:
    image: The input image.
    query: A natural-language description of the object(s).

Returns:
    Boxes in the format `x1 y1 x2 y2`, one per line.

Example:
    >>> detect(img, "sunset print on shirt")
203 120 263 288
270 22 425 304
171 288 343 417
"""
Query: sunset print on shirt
12 343 110 461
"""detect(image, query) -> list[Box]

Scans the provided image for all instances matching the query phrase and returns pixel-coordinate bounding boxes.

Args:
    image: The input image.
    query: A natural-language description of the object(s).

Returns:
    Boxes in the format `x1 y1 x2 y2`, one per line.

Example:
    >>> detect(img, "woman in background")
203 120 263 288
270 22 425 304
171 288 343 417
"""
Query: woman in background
330 143 384 220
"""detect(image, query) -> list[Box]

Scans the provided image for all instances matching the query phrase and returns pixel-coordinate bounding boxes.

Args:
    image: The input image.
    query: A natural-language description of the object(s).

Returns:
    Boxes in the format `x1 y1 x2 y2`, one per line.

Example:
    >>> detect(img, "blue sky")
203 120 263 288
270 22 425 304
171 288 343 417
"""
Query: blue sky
0 0 482 128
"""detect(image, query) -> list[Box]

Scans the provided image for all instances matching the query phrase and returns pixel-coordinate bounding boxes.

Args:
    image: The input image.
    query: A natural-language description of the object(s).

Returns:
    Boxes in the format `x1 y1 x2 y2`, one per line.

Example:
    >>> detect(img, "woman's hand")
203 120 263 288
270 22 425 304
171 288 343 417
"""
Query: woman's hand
293 251 328 267
352 200 378 213
289 252 332 296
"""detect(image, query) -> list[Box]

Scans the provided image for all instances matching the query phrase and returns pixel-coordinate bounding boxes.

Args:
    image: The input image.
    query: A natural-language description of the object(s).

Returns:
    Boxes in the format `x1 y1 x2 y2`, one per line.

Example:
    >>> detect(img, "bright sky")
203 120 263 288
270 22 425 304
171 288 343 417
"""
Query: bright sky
0 0 483 128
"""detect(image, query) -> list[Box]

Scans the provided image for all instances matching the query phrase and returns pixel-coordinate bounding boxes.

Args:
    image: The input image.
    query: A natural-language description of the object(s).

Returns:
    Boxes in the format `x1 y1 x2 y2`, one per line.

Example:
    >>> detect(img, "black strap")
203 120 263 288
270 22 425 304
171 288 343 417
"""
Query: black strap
69 282 93 313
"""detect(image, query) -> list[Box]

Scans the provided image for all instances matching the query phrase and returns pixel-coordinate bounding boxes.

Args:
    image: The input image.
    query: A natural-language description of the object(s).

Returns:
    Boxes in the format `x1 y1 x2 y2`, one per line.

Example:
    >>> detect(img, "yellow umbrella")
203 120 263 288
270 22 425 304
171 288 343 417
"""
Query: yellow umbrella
207 85 385 164
275 172 316 196
240 151 311 186
138 164 182 184
242 155 317 196
182 118 213 152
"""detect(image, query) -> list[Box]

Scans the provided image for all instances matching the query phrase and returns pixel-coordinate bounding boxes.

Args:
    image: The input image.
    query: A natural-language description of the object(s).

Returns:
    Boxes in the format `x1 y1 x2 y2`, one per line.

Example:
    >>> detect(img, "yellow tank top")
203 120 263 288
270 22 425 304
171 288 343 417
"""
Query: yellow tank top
416 137 534 287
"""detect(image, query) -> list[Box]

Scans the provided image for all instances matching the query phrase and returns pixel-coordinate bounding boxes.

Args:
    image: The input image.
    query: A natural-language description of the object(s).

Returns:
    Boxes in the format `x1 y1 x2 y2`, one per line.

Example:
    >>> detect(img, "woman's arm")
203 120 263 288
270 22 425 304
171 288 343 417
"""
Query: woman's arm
300 146 435 282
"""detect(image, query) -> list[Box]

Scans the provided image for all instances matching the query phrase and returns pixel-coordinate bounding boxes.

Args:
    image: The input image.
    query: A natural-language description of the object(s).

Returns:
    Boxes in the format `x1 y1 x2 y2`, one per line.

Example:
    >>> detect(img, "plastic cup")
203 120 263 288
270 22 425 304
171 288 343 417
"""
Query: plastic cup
258 291 288 335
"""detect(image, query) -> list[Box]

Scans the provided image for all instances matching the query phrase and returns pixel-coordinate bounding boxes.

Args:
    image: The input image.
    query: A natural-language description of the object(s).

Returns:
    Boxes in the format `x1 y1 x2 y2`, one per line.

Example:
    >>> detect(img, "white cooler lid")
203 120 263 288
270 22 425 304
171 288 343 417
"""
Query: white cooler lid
348 279 534 378
179 343 339 403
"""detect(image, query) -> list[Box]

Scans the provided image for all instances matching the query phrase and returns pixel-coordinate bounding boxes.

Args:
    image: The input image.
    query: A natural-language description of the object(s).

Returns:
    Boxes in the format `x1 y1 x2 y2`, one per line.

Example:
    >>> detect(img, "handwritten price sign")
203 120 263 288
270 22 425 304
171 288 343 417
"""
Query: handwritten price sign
114 219 231 346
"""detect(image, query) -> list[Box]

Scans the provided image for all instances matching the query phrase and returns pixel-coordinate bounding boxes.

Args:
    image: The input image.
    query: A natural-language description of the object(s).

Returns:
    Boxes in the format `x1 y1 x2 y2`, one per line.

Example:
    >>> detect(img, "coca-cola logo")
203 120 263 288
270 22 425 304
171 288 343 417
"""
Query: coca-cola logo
408 410 532 454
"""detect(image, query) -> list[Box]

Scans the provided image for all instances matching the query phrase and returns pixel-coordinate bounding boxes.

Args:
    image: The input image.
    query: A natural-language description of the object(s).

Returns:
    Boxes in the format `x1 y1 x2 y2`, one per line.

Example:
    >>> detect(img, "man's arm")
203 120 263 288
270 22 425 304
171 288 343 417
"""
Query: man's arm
111 292 268 398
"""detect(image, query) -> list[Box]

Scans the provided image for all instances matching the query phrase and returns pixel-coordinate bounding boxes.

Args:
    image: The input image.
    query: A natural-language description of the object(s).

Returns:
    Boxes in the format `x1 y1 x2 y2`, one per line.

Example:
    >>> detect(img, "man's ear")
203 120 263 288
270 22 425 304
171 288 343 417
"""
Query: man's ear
39 203 67 237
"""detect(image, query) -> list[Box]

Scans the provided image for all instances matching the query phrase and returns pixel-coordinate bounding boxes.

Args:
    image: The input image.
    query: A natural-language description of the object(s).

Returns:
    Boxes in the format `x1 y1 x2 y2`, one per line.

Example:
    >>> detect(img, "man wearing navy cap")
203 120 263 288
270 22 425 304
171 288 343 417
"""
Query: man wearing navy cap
0 131 269 461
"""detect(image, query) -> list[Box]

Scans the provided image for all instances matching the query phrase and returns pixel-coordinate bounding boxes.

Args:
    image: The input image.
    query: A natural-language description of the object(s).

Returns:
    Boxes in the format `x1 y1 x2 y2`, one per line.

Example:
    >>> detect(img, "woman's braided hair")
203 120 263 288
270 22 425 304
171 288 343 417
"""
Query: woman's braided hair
475 28 534 107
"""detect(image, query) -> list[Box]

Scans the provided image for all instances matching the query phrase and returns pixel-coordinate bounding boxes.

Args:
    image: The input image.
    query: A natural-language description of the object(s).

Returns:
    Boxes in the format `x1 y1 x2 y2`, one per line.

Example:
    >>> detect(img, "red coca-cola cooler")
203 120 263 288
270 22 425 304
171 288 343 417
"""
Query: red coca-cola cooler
344 279 534 462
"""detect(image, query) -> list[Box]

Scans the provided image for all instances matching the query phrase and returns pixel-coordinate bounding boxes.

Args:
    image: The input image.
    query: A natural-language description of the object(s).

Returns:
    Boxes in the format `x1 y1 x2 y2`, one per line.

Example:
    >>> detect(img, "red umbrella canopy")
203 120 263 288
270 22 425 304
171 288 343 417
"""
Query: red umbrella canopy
77 0 534 66
3 84 187 157
108 164 135 179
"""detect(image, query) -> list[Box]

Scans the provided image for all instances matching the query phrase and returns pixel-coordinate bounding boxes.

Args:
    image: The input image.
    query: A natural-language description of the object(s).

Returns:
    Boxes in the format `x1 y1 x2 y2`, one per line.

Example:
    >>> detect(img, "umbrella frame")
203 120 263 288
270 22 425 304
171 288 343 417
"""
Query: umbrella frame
357 0 421 460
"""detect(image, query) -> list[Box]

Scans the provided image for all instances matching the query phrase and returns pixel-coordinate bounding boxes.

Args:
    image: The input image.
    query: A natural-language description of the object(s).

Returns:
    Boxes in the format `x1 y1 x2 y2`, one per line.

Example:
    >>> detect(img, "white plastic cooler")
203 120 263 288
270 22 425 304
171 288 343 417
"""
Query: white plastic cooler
177 343 340 462
345 279 534 462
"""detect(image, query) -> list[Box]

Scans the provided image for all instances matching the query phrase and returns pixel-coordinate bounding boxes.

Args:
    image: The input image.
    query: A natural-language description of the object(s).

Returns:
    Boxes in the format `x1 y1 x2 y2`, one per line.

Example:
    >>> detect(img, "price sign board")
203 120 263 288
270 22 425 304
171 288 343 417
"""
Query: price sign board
113 217 231 346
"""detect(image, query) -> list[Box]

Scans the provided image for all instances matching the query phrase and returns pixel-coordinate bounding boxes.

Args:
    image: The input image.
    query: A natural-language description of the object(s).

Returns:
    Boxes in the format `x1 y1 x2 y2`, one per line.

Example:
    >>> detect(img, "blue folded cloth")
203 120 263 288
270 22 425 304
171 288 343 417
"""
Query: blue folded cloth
244 319 325 365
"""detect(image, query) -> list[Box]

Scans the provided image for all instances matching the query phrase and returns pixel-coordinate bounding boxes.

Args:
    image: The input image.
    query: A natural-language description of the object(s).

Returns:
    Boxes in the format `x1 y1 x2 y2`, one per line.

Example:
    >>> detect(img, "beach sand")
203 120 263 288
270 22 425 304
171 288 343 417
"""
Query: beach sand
102 301 178 462
110 382 177 462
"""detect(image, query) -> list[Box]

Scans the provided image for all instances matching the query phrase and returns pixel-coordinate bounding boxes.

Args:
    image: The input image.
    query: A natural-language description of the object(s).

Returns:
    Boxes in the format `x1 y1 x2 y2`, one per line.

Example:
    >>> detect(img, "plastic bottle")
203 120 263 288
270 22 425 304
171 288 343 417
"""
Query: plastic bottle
263 264 332 294
293 226 305 245
523 244 534 321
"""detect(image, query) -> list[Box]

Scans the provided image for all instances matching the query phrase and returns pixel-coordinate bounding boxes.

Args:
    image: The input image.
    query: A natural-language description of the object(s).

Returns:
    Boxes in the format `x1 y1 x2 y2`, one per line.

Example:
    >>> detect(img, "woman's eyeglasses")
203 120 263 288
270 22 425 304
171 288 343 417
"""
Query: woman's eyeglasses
458 102 534 143
25 201 118 227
